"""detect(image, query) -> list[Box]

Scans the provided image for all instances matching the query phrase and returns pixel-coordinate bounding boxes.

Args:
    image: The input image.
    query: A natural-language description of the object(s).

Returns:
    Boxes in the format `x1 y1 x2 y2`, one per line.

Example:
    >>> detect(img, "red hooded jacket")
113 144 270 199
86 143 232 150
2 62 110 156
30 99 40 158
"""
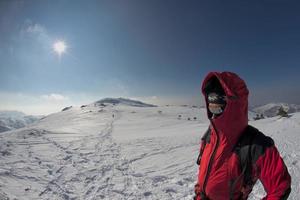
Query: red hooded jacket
195 72 291 200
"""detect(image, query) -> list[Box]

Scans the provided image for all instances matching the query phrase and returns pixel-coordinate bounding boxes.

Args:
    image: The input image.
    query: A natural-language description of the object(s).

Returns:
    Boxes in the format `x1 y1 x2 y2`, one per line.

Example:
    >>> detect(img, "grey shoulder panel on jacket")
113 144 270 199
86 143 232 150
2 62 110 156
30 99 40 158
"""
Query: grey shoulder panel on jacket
235 125 275 163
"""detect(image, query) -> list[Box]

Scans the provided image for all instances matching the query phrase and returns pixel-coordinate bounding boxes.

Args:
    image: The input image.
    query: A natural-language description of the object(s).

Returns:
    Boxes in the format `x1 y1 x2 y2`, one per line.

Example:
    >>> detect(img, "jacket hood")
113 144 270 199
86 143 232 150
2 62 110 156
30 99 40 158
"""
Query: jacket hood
201 71 249 146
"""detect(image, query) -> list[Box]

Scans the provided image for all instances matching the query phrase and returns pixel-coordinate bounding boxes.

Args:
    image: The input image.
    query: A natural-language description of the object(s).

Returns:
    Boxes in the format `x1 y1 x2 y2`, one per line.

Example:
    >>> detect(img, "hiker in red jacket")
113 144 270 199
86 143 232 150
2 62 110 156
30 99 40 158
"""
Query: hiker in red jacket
194 72 291 200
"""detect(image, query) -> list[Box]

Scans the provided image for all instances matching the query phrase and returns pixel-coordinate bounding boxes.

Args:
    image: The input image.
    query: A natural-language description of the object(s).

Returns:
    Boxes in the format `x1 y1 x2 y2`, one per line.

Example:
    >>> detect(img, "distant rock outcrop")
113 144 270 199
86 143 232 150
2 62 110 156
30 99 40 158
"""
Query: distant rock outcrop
62 106 73 111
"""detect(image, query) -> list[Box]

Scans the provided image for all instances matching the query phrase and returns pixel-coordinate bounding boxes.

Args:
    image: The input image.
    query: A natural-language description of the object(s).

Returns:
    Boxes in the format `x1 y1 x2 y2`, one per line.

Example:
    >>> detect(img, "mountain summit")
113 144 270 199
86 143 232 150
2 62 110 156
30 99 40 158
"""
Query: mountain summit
94 97 156 107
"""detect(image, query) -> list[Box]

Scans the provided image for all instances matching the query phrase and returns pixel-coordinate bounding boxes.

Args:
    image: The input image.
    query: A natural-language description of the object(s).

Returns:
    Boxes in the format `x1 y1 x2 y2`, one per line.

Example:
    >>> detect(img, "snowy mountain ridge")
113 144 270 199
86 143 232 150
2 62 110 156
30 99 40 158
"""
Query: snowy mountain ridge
93 97 157 107
0 111 41 133
252 102 300 117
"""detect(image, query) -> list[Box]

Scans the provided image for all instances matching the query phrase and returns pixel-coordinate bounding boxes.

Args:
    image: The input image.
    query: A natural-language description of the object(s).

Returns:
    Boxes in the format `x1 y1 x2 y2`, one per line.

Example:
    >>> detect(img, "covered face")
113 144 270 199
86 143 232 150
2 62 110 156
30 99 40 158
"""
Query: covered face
203 76 227 117
207 92 226 115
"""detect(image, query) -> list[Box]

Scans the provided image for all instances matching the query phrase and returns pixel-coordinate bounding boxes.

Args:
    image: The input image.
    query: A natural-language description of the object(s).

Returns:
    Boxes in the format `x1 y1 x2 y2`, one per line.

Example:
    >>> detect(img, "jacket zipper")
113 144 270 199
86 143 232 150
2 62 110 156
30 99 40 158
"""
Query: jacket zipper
202 119 220 195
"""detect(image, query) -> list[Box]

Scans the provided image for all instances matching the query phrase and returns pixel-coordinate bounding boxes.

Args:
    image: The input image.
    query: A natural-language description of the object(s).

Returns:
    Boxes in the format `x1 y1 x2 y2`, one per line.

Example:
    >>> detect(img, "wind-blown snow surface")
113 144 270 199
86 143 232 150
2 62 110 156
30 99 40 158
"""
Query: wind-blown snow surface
0 103 299 199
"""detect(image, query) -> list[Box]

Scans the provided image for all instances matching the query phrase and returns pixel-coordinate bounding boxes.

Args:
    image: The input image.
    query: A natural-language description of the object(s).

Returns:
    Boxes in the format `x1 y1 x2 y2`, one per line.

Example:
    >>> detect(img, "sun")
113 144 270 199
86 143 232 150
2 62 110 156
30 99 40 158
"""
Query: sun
53 40 67 56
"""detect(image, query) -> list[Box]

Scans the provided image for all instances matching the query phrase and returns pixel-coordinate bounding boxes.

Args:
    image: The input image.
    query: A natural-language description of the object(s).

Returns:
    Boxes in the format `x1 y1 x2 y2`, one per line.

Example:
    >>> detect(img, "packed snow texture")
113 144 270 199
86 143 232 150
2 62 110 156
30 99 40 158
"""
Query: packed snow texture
0 101 299 199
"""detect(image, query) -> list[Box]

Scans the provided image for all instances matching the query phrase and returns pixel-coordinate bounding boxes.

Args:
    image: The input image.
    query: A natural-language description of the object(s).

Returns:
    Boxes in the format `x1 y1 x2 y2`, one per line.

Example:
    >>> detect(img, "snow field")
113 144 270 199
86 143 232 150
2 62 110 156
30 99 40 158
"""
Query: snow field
0 103 299 199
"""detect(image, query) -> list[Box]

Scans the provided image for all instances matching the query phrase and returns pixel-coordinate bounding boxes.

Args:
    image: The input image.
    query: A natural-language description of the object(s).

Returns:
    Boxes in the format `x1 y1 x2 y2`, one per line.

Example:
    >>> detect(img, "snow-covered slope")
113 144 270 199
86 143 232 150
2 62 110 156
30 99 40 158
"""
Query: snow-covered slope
253 103 300 117
0 111 41 133
0 101 299 199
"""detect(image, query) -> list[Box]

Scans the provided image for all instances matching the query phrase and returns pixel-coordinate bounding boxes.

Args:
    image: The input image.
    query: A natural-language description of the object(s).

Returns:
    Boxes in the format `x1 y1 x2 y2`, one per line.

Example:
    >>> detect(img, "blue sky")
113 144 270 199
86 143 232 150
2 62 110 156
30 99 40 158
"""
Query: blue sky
1 0 300 115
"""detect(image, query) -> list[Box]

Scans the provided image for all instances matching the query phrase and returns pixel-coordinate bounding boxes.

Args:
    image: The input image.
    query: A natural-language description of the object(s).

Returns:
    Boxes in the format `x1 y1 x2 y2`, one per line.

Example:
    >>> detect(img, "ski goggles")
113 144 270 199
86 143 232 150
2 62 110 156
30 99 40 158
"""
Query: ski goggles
207 92 226 104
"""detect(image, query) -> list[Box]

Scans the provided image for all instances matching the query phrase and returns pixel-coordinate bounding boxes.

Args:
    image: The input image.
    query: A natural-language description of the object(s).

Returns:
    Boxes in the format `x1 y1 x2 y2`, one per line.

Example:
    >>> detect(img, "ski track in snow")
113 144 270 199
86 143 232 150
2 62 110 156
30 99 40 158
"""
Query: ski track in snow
0 109 140 200
0 107 195 200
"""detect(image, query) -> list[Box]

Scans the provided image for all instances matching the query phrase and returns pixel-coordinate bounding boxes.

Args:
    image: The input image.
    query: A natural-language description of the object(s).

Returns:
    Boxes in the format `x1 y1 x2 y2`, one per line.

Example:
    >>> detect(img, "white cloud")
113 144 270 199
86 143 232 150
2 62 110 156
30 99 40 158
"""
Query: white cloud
40 93 69 102
25 23 46 34
20 19 52 45
0 92 72 115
